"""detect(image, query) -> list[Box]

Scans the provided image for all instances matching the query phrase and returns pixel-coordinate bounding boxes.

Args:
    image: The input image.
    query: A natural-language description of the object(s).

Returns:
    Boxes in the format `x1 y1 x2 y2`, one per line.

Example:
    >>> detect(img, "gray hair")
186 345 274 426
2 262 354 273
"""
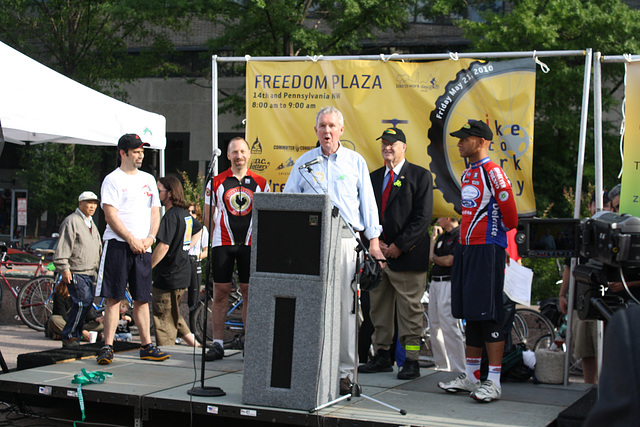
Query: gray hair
315 106 344 127
609 183 622 200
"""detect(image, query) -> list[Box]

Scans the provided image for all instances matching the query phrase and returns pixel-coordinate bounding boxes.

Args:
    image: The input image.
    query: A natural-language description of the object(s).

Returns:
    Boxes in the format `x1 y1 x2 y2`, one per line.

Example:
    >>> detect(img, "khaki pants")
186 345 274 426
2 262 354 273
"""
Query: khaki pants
152 287 191 346
369 267 427 361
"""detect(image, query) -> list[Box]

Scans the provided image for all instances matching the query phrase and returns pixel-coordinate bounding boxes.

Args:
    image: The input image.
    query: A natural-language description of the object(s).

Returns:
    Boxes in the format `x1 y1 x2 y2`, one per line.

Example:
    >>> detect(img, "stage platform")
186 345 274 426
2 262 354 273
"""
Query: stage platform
0 345 593 426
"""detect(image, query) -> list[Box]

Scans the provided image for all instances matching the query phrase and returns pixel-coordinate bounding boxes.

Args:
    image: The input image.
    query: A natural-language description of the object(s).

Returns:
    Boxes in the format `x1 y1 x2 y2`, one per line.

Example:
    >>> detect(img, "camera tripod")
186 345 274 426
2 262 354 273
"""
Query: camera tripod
310 236 406 415
297 160 406 415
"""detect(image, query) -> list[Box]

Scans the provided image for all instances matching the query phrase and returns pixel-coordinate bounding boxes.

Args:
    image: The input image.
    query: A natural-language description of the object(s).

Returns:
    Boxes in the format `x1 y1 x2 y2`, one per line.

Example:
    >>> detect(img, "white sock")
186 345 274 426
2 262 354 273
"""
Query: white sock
213 339 224 347
465 357 481 383
488 364 502 389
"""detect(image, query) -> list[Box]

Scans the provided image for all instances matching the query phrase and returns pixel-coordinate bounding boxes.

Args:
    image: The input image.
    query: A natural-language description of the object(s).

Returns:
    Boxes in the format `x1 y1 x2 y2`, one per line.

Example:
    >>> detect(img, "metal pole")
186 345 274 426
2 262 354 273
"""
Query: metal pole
212 55 219 176
602 54 640 63
215 50 586 63
564 48 593 386
594 52 604 212
593 51 605 385
159 149 165 177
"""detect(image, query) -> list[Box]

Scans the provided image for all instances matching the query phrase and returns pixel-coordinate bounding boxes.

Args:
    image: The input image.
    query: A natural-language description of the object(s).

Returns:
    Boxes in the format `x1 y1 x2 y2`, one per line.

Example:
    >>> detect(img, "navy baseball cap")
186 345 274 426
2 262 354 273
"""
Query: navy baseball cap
450 120 493 141
376 127 406 144
118 134 150 151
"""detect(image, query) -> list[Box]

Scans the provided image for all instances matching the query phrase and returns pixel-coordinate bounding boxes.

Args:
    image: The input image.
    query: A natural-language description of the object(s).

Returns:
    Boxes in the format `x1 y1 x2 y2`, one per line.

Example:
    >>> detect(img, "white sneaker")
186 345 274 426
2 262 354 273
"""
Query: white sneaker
438 373 480 393
470 379 501 402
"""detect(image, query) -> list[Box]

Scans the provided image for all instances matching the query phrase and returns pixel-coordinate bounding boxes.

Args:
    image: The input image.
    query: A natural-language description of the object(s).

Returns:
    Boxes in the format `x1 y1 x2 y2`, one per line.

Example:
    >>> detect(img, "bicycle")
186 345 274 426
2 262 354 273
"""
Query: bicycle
418 289 465 367
535 296 583 374
191 285 244 349
511 307 555 351
16 274 59 331
0 246 57 331
419 290 556 366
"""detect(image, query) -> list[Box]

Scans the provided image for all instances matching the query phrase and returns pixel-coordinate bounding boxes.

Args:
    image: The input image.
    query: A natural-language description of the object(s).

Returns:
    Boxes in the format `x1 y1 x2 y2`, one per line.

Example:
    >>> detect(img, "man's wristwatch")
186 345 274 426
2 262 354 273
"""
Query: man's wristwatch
148 235 156 244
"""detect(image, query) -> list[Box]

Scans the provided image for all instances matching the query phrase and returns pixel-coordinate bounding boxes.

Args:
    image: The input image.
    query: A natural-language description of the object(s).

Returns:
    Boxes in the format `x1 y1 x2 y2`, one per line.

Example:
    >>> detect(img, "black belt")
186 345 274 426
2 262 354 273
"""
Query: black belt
189 255 199 263
431 275 451 282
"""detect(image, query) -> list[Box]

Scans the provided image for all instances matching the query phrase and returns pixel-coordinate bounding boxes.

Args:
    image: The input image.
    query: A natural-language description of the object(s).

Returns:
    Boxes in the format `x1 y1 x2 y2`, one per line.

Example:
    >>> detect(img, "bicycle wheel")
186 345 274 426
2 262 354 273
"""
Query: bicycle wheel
192 295 213 345
512 308 555 351
16 276 56 331
419 302 434 367
534 334 553 351
192 290 244 345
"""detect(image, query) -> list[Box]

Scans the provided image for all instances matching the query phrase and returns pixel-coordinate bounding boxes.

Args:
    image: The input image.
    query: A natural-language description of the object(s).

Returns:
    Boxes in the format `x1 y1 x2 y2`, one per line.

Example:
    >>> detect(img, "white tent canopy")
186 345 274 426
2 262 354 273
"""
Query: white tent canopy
0 41 166 149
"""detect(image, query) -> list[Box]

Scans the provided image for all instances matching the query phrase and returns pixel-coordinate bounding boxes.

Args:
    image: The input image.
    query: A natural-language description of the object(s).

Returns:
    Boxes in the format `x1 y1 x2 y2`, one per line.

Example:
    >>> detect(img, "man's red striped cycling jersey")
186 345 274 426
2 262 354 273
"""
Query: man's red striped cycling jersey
204 169 270 246
459 157 518 248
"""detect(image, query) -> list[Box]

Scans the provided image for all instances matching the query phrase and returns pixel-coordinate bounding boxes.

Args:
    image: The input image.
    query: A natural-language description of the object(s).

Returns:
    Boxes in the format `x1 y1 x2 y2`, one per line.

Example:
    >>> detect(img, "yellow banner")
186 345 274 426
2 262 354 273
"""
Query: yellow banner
245 59 536 217
622 63 640 217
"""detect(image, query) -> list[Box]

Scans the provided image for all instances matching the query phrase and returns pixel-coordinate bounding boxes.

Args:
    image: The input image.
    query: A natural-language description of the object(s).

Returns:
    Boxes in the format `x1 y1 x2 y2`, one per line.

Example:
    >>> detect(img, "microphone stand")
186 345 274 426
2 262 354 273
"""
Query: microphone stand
300 165 405 415
188 149 225 397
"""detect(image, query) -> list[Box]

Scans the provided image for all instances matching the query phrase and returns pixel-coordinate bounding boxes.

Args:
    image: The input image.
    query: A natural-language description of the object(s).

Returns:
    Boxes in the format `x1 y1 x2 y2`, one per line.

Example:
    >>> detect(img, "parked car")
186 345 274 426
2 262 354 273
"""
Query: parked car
6 248 48 264
1 247 53 277
26 236 59 258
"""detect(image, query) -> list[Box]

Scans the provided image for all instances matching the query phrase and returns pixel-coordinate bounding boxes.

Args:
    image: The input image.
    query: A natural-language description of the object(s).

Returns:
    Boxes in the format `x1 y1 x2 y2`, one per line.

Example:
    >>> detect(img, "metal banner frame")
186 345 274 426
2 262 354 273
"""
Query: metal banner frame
211 49 593 386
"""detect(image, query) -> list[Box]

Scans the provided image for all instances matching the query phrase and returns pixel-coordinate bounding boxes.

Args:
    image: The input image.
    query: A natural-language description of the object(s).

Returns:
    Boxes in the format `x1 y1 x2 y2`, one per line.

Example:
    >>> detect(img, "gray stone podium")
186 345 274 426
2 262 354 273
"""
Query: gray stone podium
242 193 345 410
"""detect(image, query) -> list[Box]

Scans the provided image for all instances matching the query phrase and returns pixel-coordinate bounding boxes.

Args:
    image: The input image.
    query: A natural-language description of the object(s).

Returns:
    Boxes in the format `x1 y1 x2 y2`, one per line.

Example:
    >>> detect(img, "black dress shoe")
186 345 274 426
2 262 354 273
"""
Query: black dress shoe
358 350 393 373
397 359 420 380
339 377 352 395
62 337 80 348
204 342 224 361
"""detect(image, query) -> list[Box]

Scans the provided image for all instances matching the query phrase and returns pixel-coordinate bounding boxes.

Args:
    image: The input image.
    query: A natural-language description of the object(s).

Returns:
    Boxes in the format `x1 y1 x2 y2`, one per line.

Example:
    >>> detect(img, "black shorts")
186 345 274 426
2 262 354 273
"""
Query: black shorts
211 245 251 284
451 244 505 322
465 320 505 346
96 239 153 302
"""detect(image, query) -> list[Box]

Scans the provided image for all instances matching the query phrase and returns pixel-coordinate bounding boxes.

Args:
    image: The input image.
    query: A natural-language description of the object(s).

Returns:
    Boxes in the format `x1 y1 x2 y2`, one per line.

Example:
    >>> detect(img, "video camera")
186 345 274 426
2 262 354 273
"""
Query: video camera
515 212 640 321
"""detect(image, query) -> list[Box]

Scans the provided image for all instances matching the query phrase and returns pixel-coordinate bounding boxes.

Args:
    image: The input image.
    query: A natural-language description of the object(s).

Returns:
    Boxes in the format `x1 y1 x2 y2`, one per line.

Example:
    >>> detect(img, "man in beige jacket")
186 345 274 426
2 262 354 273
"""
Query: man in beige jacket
53 191 103 348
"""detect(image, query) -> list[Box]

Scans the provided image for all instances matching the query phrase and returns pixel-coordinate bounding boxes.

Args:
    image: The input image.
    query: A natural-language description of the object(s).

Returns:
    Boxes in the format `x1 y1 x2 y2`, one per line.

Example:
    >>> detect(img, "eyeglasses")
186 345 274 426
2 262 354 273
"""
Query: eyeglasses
381 140 400 147
188 210 195 214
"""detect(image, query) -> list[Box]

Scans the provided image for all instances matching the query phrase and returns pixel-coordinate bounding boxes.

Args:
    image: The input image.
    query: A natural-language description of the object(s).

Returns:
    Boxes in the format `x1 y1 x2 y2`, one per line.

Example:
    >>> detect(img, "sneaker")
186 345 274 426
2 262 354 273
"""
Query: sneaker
97 345 114 365
204 342 224 361
62 337 80 348
140 344 171 361
397 359 420 380
470 380 501 402
438 373 480 393
358 350 393 373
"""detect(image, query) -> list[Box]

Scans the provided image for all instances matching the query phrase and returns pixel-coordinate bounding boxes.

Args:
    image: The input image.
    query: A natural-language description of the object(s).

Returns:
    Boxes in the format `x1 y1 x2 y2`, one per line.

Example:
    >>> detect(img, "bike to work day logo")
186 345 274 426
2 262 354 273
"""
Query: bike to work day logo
427 59 536 215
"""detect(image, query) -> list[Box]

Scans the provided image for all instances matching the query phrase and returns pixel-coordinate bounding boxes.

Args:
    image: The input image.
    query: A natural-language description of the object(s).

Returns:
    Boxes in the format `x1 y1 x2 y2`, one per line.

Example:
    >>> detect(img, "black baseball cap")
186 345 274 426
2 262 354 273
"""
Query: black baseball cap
376 127 406 144
450 120 493 141
118 134 150 151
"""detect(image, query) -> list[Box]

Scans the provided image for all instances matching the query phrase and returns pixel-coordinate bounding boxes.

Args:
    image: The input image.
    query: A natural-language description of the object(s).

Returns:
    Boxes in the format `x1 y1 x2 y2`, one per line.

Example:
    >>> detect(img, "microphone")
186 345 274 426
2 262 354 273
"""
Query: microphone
210 148 222 165
299 156 324 170
206 148 223 177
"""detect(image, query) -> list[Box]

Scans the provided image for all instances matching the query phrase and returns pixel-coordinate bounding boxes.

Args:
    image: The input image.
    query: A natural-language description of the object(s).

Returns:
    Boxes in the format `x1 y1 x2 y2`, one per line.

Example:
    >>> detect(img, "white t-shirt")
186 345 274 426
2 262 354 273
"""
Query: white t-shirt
188 226 209 258
100 168 160 246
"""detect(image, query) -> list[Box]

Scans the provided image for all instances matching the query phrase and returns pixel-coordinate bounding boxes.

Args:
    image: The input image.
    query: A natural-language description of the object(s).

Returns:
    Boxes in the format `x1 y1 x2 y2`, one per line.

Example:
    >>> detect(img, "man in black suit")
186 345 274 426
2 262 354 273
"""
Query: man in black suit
358 127 433 380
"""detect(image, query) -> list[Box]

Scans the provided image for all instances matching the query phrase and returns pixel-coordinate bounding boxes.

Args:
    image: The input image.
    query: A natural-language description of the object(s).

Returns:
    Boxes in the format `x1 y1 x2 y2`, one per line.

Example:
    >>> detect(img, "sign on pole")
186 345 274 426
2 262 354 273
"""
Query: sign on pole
17 198 27 226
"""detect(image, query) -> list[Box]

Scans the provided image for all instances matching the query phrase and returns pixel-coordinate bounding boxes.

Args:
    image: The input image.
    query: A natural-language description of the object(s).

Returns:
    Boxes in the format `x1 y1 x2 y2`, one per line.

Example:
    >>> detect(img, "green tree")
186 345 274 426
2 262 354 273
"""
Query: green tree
0 0 192 94
17 143 102 234
180 170 206 211
0 0 193 235
201 0 416 117
450 0 640 218
203 0 415 57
